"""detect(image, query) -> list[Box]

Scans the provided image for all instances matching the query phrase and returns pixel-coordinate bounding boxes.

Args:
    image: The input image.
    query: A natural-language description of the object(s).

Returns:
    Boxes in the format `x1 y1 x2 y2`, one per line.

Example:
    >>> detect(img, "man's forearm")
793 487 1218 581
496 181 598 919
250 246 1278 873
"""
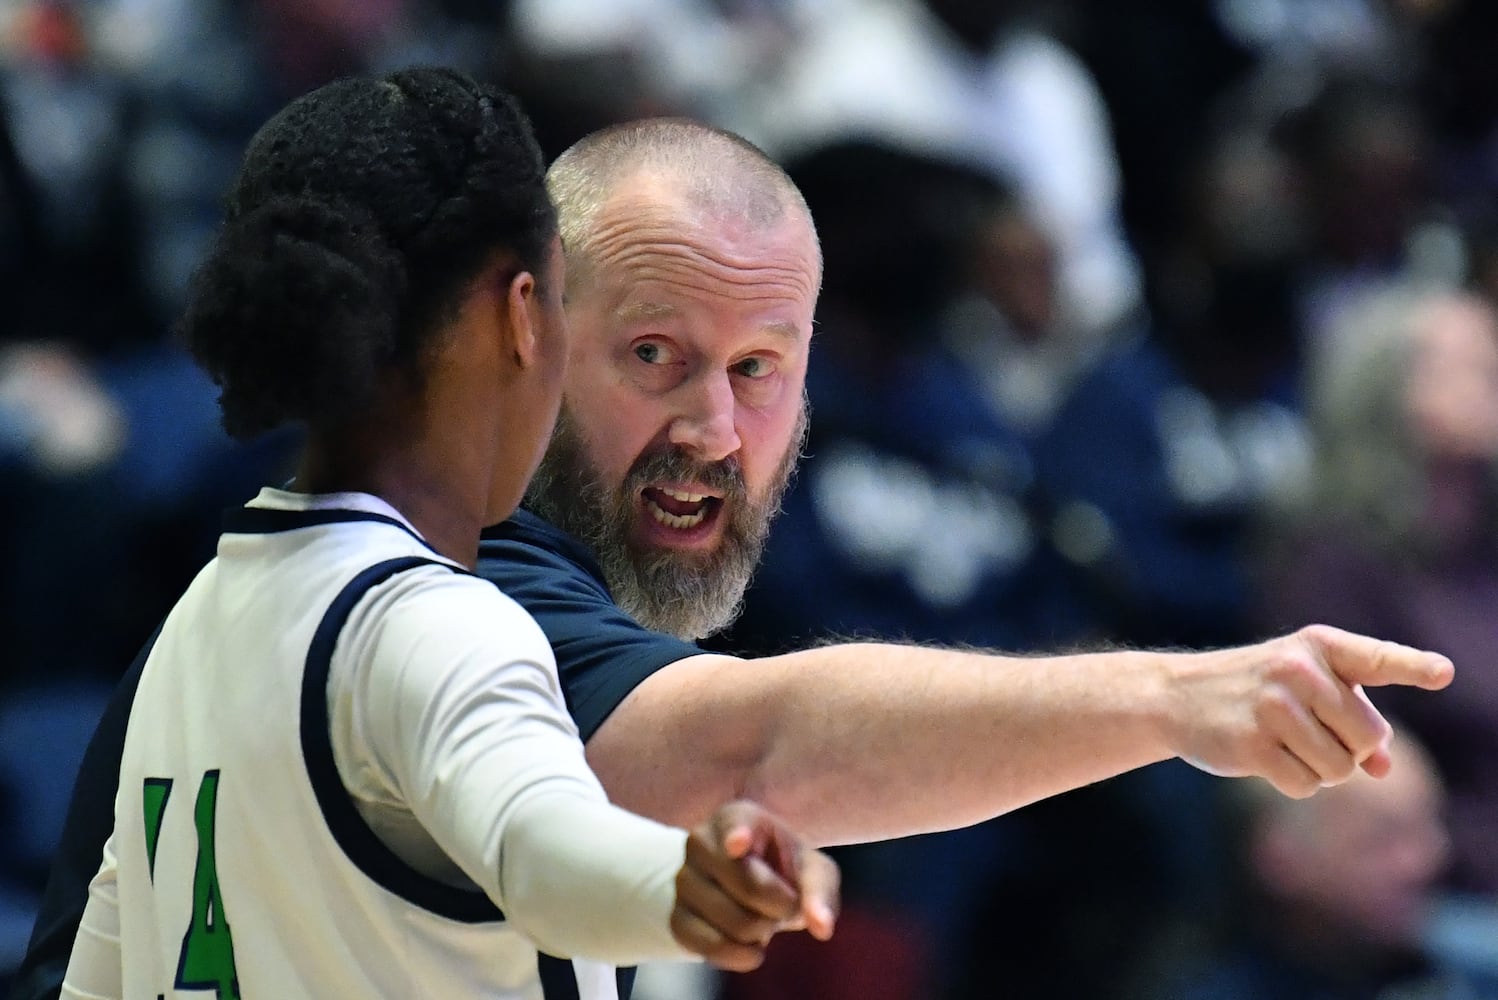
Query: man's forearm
586 643 1177 845
584 628 1451 846
748 643 1186 843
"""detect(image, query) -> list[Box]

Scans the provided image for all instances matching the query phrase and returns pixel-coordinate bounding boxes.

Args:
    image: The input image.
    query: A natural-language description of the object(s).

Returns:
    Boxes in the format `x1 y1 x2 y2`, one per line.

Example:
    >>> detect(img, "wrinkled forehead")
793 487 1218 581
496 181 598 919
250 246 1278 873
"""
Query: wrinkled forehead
593 168 814 257
580 177 820 314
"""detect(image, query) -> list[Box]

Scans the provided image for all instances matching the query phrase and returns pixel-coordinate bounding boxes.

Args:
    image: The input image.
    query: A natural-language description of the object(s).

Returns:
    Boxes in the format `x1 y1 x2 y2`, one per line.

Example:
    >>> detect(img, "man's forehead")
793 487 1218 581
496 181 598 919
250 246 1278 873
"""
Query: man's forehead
568 167 821 318
613 300 805 342
595 168 814 243
576 169 687 229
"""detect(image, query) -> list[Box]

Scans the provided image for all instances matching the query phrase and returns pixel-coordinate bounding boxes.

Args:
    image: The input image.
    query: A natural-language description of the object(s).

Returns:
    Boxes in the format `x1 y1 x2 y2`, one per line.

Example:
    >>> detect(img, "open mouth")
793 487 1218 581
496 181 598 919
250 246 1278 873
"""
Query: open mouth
642 486 723 532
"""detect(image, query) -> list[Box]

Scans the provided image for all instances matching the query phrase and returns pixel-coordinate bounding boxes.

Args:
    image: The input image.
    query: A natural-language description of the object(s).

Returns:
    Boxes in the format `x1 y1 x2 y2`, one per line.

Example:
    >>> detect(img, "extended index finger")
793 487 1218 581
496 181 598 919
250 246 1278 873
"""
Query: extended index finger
1305 625 1454 691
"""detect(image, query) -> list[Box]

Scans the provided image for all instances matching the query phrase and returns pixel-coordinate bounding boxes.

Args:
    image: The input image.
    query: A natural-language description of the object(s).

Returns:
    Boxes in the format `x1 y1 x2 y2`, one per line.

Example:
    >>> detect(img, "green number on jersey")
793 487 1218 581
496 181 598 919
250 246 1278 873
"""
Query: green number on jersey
142 778 173 881
161 770 241 999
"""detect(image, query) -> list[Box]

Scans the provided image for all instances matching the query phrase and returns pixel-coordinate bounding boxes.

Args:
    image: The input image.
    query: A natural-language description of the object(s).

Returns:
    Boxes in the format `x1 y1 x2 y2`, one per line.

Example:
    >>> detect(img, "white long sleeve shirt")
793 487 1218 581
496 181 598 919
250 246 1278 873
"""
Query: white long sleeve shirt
63 489 691 999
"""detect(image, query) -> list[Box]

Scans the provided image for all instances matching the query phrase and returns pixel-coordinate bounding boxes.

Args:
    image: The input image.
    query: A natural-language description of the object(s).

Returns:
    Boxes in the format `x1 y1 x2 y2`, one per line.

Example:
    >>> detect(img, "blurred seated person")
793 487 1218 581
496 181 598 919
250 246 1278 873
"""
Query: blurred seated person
1259 285 1498 897
1032 124 1313 652
717 138 1089 661
713 138 1146 1000
1030 258 1309 650
939 175 1115 442
712 139 1089 1000
1152 729 1496 999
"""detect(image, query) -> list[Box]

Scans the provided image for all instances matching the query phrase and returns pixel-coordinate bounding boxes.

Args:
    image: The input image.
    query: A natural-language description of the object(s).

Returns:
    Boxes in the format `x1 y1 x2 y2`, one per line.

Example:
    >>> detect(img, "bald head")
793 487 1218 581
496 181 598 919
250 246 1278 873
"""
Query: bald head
529 118 819 641
546 118 820 289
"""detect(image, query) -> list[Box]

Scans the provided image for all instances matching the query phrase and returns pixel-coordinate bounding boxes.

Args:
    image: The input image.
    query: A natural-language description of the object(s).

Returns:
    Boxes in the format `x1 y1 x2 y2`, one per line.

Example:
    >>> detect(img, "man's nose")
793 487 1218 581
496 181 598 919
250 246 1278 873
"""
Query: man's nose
668 370 741 462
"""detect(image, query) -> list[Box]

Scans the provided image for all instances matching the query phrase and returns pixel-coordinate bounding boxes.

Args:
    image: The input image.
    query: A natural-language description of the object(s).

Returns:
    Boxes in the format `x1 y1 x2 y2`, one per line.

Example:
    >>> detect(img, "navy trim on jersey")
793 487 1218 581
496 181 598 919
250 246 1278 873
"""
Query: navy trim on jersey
224 506 442 556
532 954 638 1000
538 955 581 1000
300 555 505 924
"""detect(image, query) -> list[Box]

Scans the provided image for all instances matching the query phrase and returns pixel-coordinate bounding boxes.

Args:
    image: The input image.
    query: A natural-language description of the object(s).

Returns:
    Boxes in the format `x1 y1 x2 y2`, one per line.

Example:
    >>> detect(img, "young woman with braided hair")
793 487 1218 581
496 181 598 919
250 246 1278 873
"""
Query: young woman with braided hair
58 67 836 1000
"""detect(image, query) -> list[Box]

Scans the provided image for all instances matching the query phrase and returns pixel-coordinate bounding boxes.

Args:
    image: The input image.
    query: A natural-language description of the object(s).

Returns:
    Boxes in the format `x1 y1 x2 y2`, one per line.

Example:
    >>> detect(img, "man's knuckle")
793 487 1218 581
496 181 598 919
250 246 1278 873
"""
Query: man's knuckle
1254 685 1298 724
1248 737 1281 774
1347 717 1391 757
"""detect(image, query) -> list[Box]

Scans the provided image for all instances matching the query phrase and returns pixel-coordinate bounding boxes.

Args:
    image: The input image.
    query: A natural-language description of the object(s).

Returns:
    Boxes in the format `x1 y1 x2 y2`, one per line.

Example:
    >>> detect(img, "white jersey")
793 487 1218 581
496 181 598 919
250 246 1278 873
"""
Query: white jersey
66 489 691 1000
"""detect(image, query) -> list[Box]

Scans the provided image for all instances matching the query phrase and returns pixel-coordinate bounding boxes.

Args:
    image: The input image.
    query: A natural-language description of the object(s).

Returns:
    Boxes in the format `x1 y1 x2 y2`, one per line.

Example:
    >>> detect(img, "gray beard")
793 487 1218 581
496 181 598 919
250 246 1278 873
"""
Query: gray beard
525 405 806 640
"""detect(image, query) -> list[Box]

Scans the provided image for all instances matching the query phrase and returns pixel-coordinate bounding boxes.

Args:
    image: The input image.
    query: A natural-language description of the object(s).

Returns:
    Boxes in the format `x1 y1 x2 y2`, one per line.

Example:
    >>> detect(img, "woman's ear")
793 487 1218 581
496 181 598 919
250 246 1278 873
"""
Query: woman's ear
504 268 539 370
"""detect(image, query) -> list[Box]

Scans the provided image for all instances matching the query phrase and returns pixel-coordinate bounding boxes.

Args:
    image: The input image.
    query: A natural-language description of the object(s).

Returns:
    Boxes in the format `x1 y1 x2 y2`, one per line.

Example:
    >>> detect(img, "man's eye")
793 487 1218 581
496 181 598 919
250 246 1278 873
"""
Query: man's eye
734 357 774 378
634 342 673 364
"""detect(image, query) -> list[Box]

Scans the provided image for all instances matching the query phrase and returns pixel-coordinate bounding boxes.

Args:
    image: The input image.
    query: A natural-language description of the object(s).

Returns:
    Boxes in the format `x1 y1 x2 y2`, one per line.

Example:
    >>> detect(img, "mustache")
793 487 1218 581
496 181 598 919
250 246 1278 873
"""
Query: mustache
624 447 747 500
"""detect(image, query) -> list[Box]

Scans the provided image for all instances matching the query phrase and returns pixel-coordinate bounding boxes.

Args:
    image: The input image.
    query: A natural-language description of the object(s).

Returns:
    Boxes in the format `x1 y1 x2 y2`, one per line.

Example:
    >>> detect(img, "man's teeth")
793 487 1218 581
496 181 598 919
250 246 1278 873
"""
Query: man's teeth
660 488 706 503
647 499 708 529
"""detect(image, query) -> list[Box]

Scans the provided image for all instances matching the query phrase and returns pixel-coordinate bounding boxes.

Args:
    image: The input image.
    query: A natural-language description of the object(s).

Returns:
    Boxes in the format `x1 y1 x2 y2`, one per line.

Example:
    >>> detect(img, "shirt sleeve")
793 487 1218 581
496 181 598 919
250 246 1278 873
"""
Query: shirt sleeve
334 568 693 965
60 835 122 1000
476 528 701 740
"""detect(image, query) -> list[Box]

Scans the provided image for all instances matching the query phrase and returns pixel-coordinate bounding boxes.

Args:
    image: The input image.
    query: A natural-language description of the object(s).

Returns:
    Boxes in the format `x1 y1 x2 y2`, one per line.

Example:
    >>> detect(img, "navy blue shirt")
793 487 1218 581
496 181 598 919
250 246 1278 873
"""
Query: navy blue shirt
479 509 701 741
10 508 700 1000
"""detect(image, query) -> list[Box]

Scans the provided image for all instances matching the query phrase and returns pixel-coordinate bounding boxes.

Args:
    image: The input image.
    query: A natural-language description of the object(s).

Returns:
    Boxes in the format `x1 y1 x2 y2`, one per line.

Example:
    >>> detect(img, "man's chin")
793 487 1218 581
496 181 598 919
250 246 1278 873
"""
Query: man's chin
612 534 747 636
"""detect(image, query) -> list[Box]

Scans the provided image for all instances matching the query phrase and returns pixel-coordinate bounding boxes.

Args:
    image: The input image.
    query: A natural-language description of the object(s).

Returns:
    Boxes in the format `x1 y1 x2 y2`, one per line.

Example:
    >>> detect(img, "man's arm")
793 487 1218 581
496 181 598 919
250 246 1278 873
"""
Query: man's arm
585 626 1453 846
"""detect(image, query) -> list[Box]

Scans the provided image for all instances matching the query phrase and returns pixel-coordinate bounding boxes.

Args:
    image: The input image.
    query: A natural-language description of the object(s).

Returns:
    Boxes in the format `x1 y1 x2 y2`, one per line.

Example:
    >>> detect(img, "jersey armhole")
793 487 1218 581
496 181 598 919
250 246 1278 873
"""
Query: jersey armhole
299 556 506 924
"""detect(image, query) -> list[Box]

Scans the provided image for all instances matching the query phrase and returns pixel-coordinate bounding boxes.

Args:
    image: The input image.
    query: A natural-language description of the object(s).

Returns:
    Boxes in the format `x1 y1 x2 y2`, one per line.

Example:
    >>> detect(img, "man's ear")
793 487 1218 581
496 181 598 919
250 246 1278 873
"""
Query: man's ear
504 267 539 370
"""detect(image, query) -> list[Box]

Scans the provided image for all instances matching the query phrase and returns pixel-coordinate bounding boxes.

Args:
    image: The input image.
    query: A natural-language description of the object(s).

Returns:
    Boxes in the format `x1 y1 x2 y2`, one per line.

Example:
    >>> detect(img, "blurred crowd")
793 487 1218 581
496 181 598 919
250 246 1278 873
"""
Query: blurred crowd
3 0 1498 996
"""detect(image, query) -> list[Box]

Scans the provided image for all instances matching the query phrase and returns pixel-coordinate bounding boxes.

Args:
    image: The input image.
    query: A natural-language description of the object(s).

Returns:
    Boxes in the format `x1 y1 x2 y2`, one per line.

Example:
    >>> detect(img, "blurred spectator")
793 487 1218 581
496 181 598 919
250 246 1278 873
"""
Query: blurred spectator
940 177 1112 440
993 248 1304 989
1064 0 1257 264
713 138 1207 1000
1155 126 1307 398
1419 0 1498 225
705 0 1143 336
710 139 1088 1000
719 140 1085 659
86 0 506 322
1068 0 1448 279
1281 77 1452 344
1032 123 1313 650
1260 285 1498 898
502 0 783 158
1209 0 1442 122
0 2 144 687
1147 729 1498 999
0 0 509 682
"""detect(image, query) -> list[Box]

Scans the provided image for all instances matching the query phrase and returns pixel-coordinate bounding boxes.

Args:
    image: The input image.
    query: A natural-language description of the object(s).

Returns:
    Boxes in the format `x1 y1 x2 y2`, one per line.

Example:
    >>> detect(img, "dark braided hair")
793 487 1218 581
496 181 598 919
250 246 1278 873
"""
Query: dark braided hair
180 66 557 439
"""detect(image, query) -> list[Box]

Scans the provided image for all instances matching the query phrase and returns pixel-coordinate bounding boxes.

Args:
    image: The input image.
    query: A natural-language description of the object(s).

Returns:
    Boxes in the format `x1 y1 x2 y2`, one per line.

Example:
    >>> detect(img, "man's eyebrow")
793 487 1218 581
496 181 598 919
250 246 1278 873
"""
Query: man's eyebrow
760 320 801 342
615 301 679 324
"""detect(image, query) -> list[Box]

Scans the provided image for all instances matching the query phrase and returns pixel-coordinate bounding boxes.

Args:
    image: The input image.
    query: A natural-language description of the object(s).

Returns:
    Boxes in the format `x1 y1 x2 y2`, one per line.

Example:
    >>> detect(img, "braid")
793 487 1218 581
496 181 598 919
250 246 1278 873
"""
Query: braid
180 67 555 439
